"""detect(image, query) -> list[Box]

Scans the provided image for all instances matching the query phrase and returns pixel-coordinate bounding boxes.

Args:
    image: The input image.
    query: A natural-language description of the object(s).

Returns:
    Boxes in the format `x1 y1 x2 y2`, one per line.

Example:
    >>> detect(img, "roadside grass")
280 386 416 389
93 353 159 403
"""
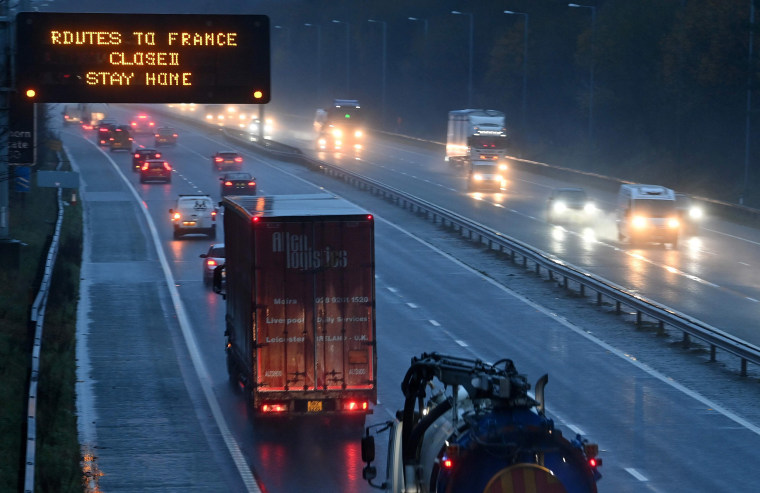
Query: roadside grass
0 149 83 492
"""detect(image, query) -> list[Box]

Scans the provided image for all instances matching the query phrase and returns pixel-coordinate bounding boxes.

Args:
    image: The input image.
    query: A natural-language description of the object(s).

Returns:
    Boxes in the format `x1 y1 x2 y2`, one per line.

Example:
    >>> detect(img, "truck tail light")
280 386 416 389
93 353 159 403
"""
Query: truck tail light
261 403 287 413
134 153 140 158
172 212 181 221
141 164 149 170
344 400 369 412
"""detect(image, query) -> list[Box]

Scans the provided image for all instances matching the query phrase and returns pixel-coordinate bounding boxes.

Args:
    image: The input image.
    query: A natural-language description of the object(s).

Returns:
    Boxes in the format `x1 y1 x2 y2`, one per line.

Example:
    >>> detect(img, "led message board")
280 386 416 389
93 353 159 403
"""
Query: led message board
15 12 270 103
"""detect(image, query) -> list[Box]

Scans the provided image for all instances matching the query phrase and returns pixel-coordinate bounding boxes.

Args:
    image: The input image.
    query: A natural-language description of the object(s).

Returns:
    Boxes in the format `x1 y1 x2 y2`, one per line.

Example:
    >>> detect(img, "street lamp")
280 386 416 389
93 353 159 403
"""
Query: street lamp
331 19 351 95
451 10 474 107
569 3 596 147
304 23 322 102
504 11 529 133
368 19 387 129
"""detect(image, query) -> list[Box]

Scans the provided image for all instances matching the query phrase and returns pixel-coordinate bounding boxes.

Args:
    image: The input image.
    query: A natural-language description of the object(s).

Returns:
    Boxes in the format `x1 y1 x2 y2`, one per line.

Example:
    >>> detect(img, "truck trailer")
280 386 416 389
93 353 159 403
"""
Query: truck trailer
361 353 602 493
446 109 509 191
217 194 377 417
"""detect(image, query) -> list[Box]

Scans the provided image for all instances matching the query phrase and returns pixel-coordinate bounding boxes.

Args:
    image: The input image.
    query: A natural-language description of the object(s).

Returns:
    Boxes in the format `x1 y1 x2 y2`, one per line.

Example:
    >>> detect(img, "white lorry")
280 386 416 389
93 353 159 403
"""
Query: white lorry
446 109 509 191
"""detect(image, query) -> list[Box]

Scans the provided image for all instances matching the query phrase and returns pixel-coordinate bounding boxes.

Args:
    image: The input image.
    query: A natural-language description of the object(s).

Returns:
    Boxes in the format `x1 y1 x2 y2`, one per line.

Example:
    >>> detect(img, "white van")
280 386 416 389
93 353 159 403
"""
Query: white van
169 195 218 240
616 184 680 247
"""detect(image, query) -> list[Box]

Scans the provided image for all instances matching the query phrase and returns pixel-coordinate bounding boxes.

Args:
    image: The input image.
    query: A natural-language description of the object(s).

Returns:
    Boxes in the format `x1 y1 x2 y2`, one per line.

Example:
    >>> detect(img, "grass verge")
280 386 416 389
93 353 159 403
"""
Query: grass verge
0 149 83 492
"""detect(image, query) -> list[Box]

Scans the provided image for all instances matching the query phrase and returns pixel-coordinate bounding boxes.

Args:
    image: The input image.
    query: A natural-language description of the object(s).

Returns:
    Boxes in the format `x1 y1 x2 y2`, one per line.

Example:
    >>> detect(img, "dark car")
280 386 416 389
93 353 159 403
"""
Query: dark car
212 151 243 171
130 113 156 134
109 125 133 151
96 121 118 146
139 159 172 183
132 148 162 172
546 187 597 224
154 126 179 146
220 172 256 196
199 243 225 285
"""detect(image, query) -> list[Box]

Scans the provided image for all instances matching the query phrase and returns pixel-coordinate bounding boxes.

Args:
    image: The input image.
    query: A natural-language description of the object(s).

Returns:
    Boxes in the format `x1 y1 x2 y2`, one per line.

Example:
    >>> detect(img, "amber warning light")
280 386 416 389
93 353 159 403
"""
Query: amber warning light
15 12 270 104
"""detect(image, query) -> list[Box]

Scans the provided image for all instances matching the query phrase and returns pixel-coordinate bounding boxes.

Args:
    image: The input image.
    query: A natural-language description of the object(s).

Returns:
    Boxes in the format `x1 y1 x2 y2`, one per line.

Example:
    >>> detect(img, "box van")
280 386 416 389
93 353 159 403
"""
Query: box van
617 184 680 247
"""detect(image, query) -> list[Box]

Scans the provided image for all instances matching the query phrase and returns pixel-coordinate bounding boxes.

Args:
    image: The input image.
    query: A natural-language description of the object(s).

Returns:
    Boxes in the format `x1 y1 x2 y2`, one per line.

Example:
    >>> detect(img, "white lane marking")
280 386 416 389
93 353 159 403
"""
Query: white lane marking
739 261 751 266
406 302 418 309
429 320 441 327
387 287 398 293
747 297 759 303
625 468 649 482
86 139 262 493
455 340 468 347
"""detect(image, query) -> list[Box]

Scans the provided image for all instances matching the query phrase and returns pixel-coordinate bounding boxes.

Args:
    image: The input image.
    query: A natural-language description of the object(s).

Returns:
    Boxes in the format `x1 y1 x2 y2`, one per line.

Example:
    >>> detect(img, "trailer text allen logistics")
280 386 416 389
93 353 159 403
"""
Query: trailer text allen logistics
216 194 377 417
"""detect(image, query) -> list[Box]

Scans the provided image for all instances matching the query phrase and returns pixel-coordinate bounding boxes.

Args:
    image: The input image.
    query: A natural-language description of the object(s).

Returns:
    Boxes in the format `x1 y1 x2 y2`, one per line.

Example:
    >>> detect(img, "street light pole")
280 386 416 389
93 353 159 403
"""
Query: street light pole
451 11 474 108
504 11 529 133
742 0 755 205
331 19 351 95
304 23 322 102
569 3 596 147
368 19 387 129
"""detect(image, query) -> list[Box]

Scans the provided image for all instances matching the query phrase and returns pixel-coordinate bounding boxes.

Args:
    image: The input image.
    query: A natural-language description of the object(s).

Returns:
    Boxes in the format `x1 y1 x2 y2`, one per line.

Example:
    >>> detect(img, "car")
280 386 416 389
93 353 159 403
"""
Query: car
675 193 704 235
546 187 597 224
96 121 118 146
169 194 217 239
139 159 172 184
220 172 257 196
132 148 162 172
154 126 179 146
130 113 156 134
212 151 243 171
109 125 133 151
199 243 225 285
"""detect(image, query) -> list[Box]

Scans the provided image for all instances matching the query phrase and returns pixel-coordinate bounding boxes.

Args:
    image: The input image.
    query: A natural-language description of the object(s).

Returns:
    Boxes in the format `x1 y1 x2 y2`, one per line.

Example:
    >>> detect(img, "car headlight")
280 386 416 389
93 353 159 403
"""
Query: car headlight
498 163 508 171
631 216 647 228
584 202 597 213
553 201 567 213
332 128 343 138
667 217 680 229
473 173 484 181
354 130 363 138
689 206 703 220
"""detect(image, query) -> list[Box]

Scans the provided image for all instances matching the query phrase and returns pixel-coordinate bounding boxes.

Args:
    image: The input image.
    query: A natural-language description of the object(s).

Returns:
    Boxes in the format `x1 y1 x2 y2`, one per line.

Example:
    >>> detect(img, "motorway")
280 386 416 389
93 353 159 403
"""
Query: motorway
68 104 760 492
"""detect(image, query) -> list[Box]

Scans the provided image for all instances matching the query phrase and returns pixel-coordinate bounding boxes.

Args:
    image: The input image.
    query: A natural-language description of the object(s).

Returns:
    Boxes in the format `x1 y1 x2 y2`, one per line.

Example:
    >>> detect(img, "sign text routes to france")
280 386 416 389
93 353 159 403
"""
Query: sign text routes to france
49 30 240 87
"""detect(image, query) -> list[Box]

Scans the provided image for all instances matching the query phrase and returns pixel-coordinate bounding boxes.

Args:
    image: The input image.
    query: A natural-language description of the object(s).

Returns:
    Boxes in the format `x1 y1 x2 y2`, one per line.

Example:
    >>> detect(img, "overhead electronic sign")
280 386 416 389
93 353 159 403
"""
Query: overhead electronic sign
15 12 270 104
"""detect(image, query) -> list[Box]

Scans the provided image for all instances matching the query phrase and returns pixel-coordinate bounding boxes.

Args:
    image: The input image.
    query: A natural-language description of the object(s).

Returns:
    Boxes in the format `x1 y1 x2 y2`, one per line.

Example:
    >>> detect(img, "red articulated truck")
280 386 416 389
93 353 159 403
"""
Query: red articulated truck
217 194 377 418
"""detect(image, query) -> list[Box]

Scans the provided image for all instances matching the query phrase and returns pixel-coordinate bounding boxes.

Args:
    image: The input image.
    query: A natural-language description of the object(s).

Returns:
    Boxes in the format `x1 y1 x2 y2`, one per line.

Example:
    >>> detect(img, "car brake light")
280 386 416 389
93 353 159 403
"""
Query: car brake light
215 157 223 162
131 122 137 126
155 153 161 158
234 157 243 162
211 210 217 219
207 259 217 267
134 153 140 158
173 134 178 137
224 181 233 186
163 163 171 171
172 212 181 220
248 181 256 187
149 122 155 126
261 403 287 413
442 458 454 469
142 164 149 170
155 134 159 138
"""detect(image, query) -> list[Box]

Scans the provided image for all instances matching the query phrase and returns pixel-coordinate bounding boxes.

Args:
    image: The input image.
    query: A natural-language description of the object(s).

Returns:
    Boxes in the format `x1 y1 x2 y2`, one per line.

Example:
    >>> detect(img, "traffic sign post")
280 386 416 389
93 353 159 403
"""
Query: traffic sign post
15 12 271 104
8 95 35 166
